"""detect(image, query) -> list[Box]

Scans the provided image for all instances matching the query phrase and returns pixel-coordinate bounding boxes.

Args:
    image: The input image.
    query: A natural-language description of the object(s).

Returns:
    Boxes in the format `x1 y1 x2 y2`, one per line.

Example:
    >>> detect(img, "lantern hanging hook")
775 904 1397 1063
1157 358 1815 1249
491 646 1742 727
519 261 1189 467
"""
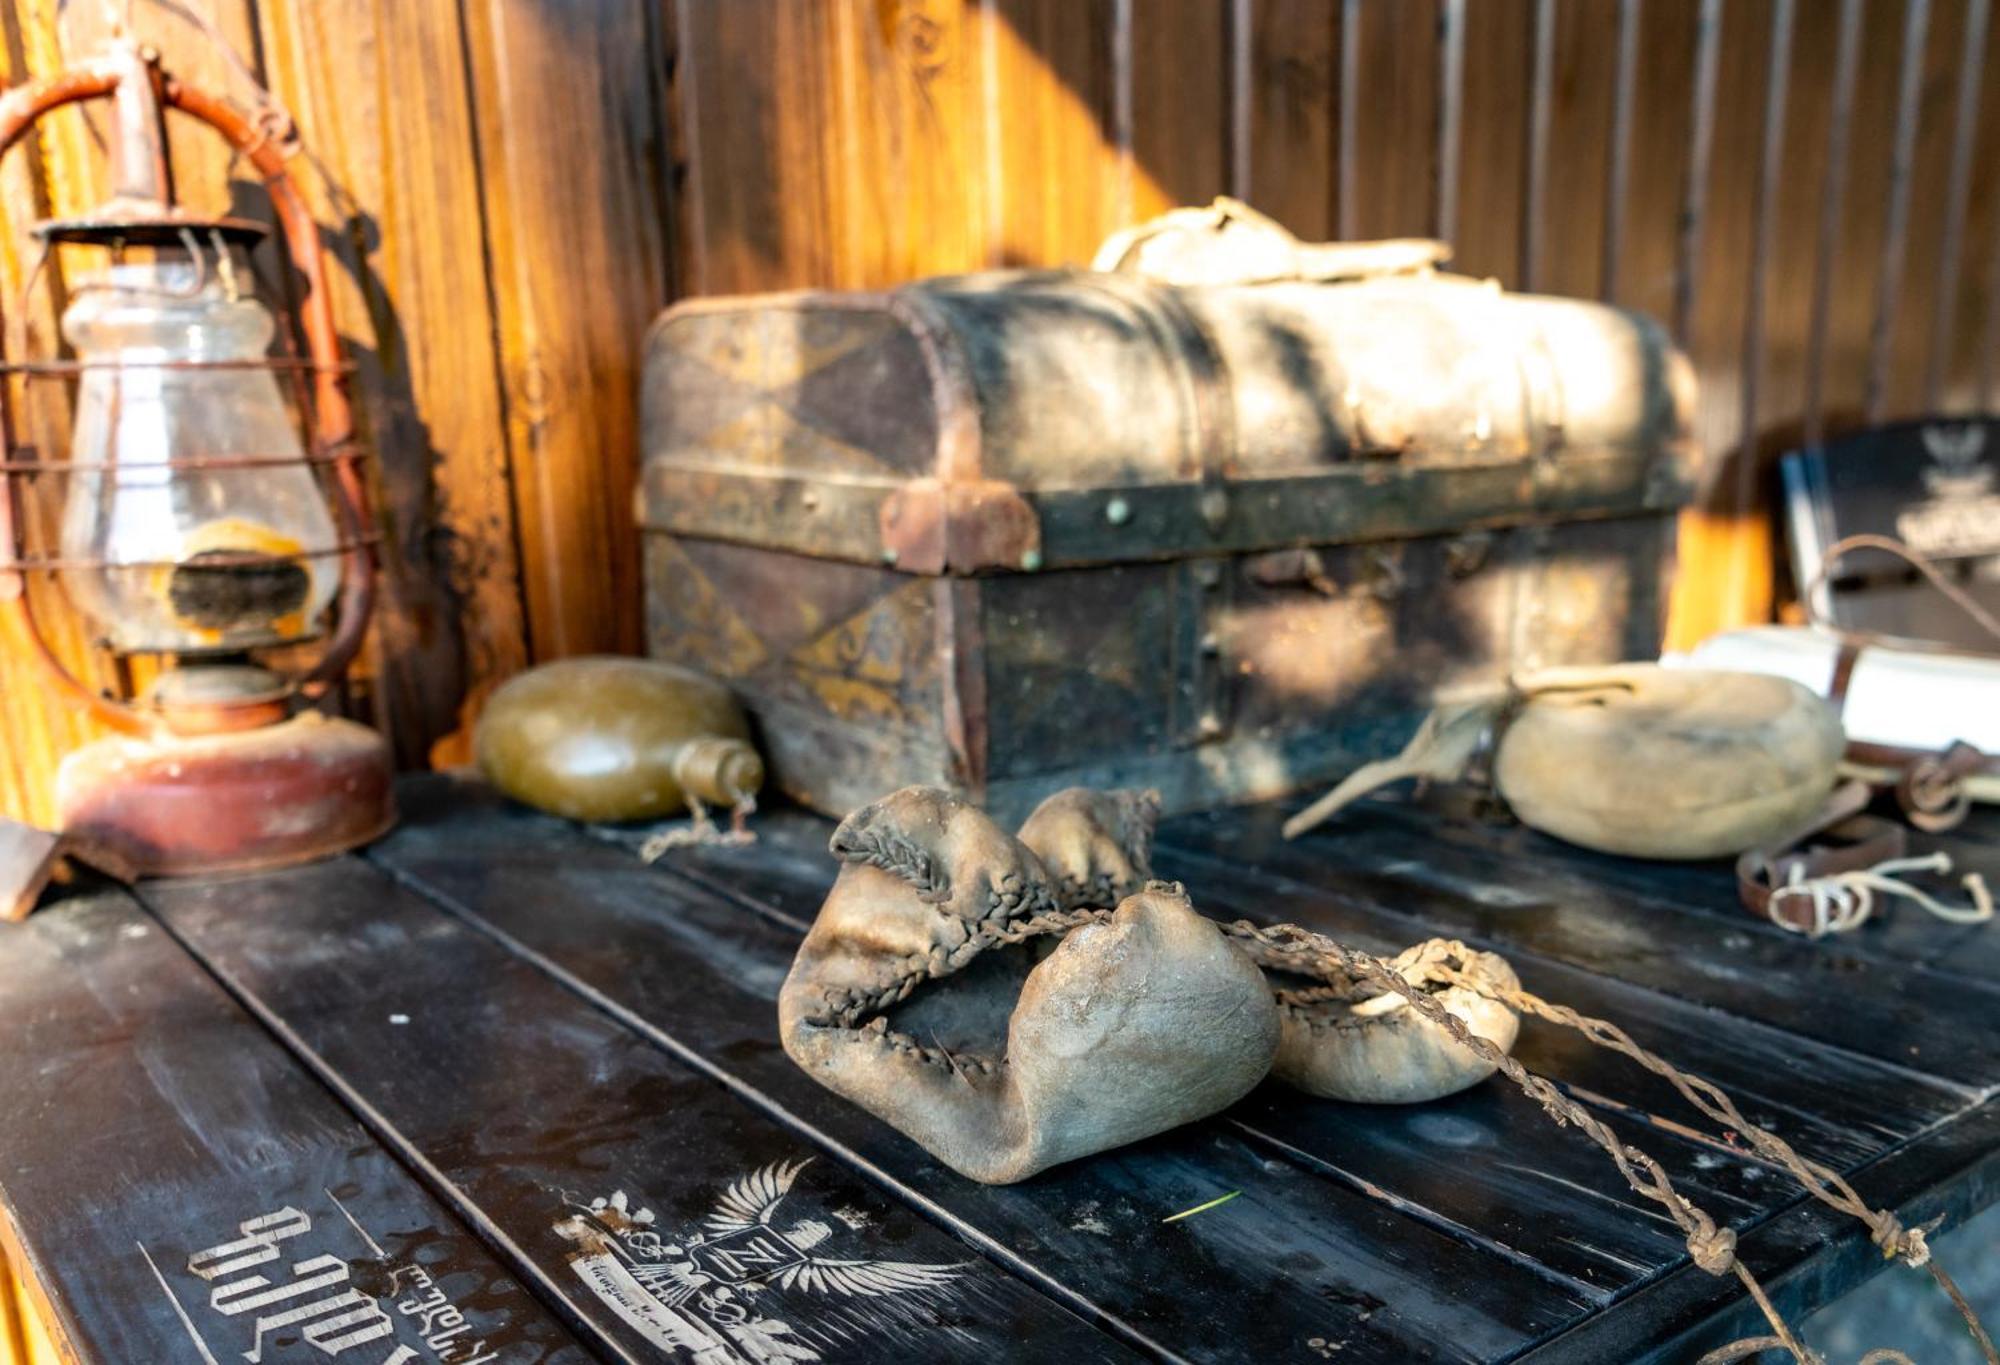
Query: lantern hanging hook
211 229 239 299
119 0 300 157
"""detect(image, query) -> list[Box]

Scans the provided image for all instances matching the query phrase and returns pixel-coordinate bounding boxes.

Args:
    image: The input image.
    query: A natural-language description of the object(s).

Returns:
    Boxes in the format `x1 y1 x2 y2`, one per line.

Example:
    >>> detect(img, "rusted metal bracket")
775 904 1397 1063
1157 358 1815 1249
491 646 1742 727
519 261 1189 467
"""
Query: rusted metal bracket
1246 547 1338 594
878 477 1042 576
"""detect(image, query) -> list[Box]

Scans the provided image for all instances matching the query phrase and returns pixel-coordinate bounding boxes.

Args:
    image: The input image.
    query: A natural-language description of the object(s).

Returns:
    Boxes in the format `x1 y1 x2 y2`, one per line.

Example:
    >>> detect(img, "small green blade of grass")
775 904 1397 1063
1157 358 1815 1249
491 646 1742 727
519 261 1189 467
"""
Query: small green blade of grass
1161 1189 1242 1224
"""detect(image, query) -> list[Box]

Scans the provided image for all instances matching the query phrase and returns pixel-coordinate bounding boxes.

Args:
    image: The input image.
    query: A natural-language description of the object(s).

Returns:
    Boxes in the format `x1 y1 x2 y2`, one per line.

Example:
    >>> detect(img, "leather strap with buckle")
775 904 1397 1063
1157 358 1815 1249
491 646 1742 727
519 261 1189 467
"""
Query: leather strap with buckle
1737 780 1908 933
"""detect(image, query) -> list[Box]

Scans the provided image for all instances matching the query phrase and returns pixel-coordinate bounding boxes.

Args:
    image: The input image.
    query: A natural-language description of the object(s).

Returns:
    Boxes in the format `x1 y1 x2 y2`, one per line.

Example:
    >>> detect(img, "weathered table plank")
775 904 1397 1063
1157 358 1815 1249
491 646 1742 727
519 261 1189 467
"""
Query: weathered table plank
1269 793 2000 995
1520 1098 2000 1364
370 776 1606 1361
1155 839 1977 1159
1154 801 2000 1090
137 861 1128 1365
0 882 587 1365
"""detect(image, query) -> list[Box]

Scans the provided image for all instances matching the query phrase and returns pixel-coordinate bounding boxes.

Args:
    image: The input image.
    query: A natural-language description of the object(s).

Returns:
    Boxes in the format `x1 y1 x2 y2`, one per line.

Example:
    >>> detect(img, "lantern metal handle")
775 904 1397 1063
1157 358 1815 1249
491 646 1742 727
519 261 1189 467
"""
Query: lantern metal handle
0 45 376 736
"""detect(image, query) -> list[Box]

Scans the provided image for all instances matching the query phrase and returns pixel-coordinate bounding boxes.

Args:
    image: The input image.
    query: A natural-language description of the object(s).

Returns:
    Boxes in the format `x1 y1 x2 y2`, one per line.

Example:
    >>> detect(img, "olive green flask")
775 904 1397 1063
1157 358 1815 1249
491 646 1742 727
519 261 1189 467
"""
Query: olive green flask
474 656 764 822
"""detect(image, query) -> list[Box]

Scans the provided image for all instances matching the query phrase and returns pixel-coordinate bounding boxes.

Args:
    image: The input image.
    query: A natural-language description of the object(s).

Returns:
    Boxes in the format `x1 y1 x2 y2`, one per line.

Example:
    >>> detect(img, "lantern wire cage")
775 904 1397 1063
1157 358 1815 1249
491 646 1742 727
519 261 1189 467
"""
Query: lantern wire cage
0 40 380 739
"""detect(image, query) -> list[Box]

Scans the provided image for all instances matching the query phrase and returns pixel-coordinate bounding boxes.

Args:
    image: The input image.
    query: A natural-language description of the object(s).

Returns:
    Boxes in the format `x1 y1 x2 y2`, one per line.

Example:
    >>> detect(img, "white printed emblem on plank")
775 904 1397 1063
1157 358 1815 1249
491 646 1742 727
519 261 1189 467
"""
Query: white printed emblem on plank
554 1158 963 1364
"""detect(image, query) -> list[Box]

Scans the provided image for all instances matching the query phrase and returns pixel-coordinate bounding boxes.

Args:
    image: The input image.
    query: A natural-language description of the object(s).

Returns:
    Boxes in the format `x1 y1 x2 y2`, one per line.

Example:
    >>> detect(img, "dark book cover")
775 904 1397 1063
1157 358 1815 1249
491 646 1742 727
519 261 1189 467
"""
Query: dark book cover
1783 418 2000 650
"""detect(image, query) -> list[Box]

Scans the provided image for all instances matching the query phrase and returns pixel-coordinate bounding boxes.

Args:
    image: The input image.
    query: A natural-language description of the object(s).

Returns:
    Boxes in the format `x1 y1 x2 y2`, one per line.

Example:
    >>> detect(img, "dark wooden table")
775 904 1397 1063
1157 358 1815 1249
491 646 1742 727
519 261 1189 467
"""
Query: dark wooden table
3 773 1996 1364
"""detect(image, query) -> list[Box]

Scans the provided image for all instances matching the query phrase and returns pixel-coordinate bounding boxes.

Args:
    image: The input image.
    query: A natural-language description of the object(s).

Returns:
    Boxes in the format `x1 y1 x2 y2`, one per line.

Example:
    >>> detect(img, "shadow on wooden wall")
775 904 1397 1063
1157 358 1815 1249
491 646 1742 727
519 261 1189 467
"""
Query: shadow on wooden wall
2 0 1997 824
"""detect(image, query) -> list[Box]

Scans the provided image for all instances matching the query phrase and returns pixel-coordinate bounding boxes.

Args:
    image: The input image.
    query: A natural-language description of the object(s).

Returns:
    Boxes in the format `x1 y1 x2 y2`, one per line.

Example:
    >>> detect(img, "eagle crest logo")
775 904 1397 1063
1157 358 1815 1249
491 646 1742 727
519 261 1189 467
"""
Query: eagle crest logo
556 1159 963 1363
1920 423 1993 497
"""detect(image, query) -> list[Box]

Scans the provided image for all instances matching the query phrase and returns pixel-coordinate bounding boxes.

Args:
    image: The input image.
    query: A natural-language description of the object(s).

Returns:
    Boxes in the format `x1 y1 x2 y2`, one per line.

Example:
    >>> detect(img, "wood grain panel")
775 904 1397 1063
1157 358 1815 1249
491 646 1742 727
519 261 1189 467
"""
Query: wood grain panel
1664 0 1995 643
1612 0 1699 326
824 0 989 284
1243 0 1338 242
460 0 674 663
1663 0 1781 647
1452 0 1530 286
1344 0 1440 241
251 0 526 762
1936 0 2000 411
676 0 842 293
1127 0 1227 221
1873 0 1976 423
989 0 1119 267
1532 0 1618 303
1747 6 1840 460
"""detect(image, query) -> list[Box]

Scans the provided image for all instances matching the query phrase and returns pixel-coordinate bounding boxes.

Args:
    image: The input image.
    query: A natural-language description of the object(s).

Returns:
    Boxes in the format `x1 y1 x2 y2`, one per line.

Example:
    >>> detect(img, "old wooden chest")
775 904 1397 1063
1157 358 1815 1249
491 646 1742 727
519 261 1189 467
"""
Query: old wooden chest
639 261 1698 820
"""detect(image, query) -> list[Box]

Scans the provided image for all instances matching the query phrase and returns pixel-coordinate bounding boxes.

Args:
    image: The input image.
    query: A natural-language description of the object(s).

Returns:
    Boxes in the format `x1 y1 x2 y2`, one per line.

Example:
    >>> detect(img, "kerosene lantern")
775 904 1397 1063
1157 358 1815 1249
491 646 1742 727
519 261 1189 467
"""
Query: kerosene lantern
0 39 393 874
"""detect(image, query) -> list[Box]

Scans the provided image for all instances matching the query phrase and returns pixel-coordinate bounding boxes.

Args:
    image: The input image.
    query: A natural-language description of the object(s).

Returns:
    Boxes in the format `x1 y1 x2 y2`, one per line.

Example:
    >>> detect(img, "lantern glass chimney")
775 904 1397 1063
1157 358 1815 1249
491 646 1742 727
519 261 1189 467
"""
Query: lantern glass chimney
55 245 339 653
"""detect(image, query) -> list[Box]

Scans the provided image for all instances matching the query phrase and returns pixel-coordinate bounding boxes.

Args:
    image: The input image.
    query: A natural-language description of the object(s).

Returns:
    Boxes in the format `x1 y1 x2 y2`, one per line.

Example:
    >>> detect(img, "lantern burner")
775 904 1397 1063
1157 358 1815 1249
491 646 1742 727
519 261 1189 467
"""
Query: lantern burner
33 203 269 250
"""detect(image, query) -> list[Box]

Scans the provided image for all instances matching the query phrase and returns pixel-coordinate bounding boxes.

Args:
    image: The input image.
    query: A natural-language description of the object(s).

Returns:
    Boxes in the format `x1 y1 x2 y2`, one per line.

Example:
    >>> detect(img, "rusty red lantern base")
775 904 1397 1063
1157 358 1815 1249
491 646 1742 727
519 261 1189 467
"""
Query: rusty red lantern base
56 715 394 877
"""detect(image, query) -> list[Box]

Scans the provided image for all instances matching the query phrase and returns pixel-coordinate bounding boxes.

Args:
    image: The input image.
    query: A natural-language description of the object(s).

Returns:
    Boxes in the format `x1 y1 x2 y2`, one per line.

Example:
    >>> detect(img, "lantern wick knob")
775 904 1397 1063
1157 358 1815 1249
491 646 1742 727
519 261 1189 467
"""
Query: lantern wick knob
145 662 291 736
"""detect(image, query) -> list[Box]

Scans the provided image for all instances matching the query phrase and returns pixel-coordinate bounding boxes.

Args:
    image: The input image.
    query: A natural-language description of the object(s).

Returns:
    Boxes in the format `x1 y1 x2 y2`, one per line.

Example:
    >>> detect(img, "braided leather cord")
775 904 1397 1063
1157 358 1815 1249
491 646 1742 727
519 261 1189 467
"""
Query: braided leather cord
1221 919 1992 1365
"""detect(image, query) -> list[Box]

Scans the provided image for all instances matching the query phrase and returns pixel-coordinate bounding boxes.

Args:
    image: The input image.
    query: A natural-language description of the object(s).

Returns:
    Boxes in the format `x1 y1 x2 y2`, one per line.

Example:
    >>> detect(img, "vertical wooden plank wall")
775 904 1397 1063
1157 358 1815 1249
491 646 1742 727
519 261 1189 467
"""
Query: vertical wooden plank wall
460 0 675 665
3 0 1997 822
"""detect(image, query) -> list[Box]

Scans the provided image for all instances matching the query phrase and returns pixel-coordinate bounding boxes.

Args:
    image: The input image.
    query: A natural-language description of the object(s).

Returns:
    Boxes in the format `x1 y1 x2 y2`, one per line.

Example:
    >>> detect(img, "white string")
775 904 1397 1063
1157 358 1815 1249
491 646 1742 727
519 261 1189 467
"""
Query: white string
1768 852 1994 938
